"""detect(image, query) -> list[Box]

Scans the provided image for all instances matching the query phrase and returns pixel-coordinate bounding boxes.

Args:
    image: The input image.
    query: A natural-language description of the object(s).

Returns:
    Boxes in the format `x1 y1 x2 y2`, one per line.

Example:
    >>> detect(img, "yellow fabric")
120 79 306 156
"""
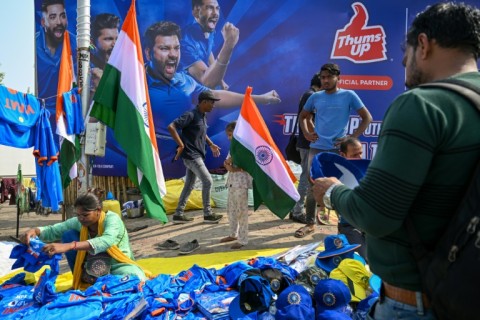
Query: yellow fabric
136 248 288 275
0 266 73 292
163 179 215 213
329 258 371 302
72 211 152 290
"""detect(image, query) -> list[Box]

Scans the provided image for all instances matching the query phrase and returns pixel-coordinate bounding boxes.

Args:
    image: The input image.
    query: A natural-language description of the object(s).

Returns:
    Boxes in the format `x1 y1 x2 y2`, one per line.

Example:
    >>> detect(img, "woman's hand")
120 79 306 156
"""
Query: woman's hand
21 228 40 245
43 243 73 256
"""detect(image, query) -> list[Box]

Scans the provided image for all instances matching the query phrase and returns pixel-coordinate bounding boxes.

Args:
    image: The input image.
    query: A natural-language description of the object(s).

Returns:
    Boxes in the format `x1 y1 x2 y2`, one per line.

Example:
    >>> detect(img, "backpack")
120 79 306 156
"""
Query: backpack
406 78 480 320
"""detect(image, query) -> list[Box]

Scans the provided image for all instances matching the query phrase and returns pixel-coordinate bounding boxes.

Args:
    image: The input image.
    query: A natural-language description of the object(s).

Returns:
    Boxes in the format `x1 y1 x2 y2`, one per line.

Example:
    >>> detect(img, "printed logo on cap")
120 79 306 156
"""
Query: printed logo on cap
333 256 343 267
287 291 302 305
270 279 281 292
310 274 321 285
323 292 337 307
334 237 344 249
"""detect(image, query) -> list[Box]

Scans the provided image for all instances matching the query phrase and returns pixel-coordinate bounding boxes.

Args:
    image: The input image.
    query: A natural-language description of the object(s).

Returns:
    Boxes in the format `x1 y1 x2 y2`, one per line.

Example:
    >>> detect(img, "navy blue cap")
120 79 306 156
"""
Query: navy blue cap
275 285 315 319
229 275 274 319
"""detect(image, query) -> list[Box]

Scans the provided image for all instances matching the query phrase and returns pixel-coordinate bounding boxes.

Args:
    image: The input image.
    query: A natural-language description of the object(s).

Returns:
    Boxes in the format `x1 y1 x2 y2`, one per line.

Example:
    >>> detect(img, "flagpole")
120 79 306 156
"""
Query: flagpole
76 0 91 198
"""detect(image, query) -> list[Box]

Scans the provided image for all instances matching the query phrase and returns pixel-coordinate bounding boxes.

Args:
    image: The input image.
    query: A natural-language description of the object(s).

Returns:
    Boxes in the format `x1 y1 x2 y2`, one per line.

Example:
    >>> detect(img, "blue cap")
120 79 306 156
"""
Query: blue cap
318 234 361 259
316 309 352 320
229 275 274 318
275 285 315 320
314 279 351 312
217 261 253 289
356 292 379 314
310 152 370 188
106 191 114 200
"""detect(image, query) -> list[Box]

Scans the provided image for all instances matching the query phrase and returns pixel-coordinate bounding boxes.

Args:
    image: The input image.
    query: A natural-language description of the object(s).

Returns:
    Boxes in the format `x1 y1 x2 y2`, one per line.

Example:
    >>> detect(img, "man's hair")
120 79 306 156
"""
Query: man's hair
192 0 204 9
320 63 341 76
340 136 361 154
310 72 322 87
41 0 64 12
225 121 237 132
74 193 101 211
406 2 480 59
92 13 120 40
144 21 182 50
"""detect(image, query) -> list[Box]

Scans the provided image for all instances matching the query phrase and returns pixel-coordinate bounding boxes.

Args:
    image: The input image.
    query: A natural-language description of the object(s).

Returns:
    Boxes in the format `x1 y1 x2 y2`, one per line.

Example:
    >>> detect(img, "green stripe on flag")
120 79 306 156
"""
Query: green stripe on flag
92 65 167 223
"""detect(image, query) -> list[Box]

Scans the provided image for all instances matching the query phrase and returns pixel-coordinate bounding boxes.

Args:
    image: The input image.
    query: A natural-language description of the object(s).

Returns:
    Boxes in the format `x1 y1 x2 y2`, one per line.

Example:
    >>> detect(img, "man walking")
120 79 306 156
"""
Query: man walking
168 90 223 224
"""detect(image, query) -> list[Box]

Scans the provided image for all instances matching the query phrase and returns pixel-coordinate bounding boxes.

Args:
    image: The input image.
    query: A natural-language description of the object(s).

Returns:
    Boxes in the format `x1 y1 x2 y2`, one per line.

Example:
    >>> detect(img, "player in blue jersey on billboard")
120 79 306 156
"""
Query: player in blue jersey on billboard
36 0 76 109
181 0 239 89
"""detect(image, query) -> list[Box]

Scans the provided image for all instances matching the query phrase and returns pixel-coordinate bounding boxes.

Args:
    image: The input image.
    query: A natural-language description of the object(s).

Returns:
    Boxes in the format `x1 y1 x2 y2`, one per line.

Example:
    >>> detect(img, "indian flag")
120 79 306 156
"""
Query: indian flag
231 87 299 219
90 0 167 223
56 30 80 189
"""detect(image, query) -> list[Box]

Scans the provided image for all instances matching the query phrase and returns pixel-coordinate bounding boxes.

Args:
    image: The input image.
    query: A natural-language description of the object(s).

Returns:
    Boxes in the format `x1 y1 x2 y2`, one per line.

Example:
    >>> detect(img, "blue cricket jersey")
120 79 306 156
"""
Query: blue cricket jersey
180 21 215 72
303 89 364 150
0 86 41 148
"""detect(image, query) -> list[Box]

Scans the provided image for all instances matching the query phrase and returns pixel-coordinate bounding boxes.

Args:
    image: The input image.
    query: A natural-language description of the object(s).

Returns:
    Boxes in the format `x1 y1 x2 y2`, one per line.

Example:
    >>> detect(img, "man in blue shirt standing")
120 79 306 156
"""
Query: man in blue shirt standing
180 0 239 89
143 21 280 179
36 0 76 110
294 63 372 238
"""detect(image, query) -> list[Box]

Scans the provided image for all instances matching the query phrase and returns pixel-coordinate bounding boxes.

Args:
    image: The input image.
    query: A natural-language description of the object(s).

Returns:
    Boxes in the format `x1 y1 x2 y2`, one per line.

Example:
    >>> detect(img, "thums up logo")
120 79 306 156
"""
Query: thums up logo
331 2 386 63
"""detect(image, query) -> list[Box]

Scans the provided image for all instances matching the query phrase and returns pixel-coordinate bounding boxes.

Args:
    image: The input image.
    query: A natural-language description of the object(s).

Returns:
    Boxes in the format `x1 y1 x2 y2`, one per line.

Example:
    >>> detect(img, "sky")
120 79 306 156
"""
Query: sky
0 0 36 176
0 0 35 92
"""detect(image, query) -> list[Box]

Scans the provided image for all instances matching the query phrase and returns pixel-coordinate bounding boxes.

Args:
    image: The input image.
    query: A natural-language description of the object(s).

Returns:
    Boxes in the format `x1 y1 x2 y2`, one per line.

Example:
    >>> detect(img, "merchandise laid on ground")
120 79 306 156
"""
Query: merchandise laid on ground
0 235 379 319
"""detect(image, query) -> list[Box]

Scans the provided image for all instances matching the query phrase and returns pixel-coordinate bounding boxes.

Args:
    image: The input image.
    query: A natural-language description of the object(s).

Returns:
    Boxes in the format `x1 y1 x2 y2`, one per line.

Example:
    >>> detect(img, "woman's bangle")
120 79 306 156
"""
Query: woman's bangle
72 241 77 250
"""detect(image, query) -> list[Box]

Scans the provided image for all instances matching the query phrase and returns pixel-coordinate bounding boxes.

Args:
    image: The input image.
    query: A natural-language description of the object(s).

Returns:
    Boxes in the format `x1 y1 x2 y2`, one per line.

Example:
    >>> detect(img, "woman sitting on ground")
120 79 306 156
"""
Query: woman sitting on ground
21 193 148 289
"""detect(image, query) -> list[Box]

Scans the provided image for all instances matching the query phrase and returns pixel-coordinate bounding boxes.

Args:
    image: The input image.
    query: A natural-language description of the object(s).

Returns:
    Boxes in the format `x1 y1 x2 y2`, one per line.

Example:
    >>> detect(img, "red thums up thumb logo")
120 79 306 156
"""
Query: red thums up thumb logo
331 2 386 63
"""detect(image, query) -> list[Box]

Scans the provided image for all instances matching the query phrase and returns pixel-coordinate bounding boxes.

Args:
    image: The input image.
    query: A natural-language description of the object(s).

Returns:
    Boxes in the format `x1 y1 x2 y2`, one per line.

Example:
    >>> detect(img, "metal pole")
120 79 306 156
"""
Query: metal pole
76 0 91 196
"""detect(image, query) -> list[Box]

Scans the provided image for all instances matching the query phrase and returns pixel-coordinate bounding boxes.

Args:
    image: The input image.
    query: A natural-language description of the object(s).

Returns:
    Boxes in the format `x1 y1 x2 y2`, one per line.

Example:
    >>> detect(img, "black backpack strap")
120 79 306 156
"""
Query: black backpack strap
419 78 480 111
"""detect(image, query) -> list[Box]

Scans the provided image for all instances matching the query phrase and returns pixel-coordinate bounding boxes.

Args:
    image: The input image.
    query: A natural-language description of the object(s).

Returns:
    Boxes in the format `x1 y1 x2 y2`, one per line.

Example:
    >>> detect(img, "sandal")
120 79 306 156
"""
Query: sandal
317 210 330 225
220 236 237 243
294 226 315 238
231 243 244 249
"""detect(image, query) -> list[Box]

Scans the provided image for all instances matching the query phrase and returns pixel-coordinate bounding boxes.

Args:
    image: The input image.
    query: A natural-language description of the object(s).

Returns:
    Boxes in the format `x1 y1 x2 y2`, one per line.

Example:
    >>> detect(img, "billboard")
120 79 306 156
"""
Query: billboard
33 0 480 178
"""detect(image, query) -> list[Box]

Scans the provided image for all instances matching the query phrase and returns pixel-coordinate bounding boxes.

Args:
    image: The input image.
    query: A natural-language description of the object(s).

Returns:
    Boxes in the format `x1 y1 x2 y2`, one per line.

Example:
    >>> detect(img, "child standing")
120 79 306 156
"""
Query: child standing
220 121 253 249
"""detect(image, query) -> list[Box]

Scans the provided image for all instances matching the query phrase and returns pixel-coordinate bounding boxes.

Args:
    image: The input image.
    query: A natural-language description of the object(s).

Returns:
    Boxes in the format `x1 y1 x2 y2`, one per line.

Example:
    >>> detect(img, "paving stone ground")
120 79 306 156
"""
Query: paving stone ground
0 201 337 262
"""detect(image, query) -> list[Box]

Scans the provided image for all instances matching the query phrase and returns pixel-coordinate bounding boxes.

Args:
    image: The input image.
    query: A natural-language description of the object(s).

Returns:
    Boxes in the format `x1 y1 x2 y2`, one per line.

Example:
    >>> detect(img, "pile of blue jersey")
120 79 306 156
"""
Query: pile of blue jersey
0 253 301 319
9 238 62 275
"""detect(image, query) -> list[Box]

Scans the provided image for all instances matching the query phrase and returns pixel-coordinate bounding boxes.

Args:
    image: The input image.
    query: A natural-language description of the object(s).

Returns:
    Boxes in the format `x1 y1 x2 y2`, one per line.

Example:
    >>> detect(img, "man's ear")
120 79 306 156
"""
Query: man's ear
144 48 151 61
192 6 200 19
41 16 45 28
417 33 431 59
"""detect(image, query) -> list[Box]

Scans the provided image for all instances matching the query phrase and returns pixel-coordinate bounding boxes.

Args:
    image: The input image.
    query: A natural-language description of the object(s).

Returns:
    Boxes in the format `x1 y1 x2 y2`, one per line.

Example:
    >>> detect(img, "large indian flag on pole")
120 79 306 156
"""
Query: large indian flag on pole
231 87 299 219
90 0 167 223
56 31 80 189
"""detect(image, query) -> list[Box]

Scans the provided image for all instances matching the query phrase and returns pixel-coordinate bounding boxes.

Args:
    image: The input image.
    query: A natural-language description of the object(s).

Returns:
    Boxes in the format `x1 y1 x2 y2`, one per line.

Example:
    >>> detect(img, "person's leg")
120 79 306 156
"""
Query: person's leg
225 187 239 239
291 147 309 217
183 157 214 216
182 158 222 223
174 160 196 217
304 148 322 225
236 187 249 246
61 229 80 271
338 223 367 260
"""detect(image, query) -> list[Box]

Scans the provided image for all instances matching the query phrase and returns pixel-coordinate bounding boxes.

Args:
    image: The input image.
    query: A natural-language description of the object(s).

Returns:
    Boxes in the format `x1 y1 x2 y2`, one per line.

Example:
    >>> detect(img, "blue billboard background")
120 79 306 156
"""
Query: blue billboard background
34 0 480 178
